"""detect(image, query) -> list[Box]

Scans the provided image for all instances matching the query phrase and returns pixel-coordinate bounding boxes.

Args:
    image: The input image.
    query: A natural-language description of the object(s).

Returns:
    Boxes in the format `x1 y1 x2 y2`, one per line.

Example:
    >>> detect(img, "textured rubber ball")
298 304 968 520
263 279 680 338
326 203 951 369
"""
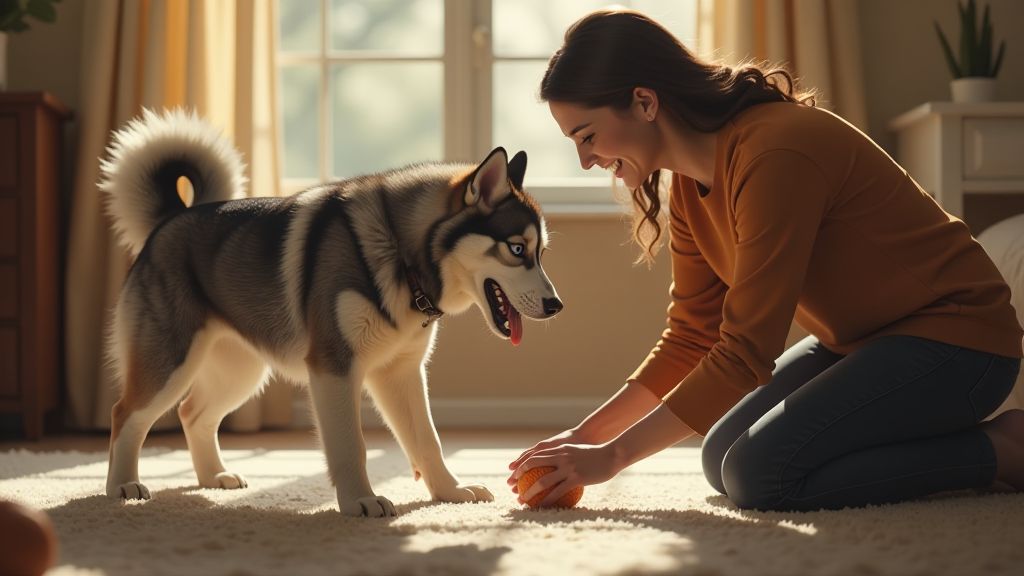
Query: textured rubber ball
517 466 584 509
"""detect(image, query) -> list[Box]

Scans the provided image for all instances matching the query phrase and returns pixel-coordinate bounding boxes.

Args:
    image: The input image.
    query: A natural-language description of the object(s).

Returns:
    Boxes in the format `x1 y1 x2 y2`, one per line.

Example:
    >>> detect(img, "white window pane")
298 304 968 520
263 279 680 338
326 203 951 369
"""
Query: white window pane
331 63 443 178
630 0 699 47
278 0 321 53
493 0 698 58
331 0 443 55
493 0 607 58
281 65 321 179
493 61 596 180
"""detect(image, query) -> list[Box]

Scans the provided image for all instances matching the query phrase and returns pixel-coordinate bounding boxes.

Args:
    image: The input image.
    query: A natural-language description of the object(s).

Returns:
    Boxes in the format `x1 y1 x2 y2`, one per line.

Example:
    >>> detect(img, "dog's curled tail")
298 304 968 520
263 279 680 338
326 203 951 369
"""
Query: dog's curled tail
99 108 246 256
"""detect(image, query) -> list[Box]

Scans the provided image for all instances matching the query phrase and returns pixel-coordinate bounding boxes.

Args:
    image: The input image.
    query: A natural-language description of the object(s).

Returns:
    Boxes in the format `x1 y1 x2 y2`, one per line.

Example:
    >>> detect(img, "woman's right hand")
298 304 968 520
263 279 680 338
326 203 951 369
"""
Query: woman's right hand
506 428 591 491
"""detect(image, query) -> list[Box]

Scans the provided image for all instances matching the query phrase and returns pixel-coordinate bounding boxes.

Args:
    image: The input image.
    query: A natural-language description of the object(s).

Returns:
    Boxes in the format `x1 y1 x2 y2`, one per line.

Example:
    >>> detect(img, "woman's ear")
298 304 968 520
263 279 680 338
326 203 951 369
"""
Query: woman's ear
633 87 658 121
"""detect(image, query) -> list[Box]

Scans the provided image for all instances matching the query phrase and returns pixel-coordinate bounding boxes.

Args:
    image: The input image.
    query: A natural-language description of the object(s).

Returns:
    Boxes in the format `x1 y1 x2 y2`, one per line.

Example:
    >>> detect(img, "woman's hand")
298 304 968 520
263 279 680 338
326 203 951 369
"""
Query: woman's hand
506 428 591 491
505 382 664 492
508 403 697 507
509 442 622 507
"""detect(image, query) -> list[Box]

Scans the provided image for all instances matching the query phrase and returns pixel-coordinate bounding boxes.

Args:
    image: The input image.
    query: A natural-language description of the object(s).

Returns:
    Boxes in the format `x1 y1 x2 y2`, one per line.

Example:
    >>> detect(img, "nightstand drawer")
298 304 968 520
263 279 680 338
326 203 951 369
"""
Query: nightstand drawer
0 326 17 398
0 263 15 319
963 118 1024 179
0 197 17 258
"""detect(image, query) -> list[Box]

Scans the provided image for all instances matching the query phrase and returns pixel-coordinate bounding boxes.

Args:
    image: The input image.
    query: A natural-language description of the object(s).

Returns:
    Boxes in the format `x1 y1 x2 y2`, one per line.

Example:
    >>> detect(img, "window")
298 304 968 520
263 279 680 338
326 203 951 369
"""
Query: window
276 0 697 207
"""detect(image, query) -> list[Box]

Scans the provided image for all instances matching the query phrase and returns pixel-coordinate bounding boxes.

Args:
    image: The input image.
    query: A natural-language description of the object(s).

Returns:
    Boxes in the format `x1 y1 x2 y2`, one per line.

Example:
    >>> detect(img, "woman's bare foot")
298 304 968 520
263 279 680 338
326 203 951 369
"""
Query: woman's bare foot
980 409 1024 492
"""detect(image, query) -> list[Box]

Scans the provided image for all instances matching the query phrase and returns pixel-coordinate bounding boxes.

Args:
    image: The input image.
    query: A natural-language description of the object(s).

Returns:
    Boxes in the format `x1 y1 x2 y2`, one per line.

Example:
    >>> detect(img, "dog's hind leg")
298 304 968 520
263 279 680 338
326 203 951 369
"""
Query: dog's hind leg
106 325 219 500
178 336 269 490
365 349 494 504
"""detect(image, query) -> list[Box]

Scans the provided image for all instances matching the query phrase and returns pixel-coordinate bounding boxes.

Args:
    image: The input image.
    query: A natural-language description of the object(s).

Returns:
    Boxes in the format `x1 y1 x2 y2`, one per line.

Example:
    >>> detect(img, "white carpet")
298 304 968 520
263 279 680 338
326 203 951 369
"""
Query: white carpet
1 439 1023 576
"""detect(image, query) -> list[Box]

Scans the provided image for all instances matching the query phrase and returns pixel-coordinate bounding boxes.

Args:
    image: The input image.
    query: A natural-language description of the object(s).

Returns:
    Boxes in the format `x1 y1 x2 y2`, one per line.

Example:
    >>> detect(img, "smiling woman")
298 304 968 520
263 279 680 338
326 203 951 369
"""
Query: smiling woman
507 8 1024 513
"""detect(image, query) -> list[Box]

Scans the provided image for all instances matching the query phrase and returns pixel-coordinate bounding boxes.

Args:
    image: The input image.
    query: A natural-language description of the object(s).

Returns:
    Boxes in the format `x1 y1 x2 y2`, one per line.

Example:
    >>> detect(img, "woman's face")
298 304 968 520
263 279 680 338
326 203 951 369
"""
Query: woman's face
548 98 659 189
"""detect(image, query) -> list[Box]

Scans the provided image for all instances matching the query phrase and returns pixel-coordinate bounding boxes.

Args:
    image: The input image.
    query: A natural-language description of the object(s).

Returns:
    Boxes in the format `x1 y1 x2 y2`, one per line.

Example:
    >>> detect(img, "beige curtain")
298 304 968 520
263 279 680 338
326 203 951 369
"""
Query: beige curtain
698 0 868 131
65 0 292 432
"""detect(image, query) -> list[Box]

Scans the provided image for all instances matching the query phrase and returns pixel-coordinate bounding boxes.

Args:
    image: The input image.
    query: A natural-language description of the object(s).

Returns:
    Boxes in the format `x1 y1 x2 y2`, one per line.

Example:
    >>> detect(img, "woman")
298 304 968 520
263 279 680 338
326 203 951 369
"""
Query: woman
507 9 1024 512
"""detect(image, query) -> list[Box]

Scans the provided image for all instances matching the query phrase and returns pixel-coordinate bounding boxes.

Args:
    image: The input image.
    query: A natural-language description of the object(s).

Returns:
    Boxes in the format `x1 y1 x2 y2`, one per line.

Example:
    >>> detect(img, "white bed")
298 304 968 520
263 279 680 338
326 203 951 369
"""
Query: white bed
977 214 1024 415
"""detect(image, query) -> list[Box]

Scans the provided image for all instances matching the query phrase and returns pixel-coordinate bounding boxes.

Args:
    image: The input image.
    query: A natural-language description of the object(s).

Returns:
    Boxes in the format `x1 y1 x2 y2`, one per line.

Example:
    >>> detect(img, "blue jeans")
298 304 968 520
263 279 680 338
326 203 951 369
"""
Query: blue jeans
701 335 1019 511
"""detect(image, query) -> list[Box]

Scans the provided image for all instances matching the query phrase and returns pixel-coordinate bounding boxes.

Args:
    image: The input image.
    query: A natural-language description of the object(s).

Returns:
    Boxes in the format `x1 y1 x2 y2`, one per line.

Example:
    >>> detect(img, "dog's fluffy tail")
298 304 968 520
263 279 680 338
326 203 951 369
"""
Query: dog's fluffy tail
99 108 246 256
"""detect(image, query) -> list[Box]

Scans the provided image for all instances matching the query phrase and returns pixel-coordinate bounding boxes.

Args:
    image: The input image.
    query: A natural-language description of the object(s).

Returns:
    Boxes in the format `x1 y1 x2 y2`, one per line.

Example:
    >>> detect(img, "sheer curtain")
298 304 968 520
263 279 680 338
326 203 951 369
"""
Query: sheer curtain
65 0 292 432
698 0 868 131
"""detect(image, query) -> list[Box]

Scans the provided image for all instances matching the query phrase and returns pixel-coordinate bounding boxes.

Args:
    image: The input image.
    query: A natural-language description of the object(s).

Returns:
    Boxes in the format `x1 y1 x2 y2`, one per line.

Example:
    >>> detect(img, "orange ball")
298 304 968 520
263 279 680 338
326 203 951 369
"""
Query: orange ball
0 499 59 576
517 466 584 509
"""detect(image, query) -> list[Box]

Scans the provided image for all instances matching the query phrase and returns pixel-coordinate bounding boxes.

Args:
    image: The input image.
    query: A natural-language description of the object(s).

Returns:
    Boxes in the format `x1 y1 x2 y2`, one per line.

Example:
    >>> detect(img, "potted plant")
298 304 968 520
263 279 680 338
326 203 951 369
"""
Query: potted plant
0 0 61 91
935 0 1006 103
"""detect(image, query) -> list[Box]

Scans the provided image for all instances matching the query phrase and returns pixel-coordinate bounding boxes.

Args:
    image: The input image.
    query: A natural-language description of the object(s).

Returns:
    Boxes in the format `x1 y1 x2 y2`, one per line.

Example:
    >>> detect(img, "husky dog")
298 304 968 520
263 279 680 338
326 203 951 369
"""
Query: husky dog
100 109 562 517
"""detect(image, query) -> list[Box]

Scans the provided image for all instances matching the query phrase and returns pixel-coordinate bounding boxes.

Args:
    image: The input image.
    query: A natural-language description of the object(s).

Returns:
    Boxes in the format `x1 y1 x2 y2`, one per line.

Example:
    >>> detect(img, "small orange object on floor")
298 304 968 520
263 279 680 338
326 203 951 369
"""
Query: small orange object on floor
517 466 584 509
0 499 59 576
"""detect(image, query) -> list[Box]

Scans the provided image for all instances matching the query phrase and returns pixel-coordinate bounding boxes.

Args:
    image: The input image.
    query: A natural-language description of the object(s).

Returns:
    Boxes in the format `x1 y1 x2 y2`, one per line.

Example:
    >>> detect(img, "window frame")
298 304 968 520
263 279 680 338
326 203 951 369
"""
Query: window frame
274 0 634 210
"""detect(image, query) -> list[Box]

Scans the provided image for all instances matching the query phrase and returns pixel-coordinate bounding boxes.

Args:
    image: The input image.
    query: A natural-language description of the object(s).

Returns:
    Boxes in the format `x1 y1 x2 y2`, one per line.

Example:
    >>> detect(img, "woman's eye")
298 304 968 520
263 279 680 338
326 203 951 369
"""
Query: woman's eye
508 242 525 257
581 134 594 145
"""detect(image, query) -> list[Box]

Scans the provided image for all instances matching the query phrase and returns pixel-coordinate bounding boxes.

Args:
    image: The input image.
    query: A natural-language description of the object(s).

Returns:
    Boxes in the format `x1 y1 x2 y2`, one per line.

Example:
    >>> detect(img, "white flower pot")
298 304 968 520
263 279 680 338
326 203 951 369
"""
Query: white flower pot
0 32 7 91
950 77 997 103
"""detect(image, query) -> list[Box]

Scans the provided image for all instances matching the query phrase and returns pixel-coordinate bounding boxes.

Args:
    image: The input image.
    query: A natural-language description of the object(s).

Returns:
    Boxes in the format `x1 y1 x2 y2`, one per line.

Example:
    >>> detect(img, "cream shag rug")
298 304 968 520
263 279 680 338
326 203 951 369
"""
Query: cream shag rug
1 438 1022 576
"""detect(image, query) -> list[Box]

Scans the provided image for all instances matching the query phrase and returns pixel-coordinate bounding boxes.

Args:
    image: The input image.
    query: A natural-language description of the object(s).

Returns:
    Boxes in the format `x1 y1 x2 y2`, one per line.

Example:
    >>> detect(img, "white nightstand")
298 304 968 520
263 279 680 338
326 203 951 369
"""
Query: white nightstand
888 102 1024 218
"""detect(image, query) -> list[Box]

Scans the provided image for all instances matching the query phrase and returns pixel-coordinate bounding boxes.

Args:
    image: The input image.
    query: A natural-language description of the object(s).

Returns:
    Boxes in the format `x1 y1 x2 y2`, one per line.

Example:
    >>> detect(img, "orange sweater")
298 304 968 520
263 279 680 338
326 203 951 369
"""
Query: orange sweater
627 102 1023 436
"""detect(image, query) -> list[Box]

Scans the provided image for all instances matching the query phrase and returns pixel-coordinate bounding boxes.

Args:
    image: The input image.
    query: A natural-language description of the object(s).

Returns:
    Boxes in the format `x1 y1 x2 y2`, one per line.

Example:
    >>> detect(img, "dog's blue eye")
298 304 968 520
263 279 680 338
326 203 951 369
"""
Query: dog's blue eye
508 242 525 257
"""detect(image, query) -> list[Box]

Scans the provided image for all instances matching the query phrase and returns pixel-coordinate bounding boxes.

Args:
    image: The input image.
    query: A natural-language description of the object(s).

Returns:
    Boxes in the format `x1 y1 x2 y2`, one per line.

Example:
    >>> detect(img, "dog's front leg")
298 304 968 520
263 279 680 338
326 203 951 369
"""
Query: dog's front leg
366 352 494 504
307 367 397 517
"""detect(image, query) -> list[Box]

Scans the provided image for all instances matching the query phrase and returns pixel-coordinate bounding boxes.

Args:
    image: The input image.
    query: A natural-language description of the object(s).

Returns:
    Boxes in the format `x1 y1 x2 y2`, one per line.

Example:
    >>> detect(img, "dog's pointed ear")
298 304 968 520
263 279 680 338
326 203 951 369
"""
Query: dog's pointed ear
465 147 511 213
507 150 527 191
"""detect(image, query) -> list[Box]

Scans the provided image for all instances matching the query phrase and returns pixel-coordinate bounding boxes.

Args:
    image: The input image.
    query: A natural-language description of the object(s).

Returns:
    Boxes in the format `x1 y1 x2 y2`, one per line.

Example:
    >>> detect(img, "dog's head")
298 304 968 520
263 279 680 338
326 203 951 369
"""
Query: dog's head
440 147 562 345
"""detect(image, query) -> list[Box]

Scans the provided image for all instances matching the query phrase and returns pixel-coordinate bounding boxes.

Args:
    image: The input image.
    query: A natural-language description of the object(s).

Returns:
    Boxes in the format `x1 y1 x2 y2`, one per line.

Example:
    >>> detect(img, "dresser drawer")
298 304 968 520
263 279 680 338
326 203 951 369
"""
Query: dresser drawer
963 118 1024 179
0 114 17 189
0 197 16 258
0 263 15 319
0 326 17 398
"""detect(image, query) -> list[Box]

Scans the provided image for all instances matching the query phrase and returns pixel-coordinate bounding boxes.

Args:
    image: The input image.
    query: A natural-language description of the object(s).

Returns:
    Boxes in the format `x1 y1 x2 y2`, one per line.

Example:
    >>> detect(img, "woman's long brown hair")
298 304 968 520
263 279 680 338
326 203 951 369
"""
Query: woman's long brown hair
540 9 815 264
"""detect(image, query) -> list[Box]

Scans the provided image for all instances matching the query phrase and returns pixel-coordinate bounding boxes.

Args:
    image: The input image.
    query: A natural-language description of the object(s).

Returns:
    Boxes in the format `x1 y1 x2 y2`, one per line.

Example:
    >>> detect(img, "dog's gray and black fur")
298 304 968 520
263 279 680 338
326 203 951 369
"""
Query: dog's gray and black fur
101 109 562 517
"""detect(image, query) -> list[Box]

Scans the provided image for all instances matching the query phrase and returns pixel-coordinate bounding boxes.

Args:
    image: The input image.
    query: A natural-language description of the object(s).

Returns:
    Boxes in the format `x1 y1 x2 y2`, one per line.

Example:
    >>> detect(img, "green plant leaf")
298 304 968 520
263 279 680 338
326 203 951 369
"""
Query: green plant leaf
935 22 962 78
0 0 18 21
9 18 28 32
991 39 1005 77
26 0 56 23
979 4 992 76
0 0 22 31
961 0 976 76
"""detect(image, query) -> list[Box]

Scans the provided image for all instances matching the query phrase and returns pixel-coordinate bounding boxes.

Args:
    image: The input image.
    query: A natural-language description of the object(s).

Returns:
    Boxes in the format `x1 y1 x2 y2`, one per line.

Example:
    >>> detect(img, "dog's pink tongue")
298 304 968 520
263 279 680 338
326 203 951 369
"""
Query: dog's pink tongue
508 305 523 346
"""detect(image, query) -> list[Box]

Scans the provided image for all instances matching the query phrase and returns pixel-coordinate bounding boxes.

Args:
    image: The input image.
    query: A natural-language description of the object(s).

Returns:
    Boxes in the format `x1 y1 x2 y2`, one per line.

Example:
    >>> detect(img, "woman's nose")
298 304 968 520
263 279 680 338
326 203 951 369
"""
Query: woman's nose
577 148 596 170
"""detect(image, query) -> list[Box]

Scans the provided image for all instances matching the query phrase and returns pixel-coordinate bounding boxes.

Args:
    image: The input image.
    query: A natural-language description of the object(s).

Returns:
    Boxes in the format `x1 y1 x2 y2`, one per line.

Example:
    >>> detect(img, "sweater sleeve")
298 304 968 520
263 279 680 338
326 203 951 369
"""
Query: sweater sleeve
626 178 726 400
656 150 830 435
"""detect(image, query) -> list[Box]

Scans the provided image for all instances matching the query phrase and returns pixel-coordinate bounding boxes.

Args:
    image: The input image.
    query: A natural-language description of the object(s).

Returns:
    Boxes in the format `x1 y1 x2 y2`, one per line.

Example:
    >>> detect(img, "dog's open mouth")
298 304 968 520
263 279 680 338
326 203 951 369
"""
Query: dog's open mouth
484 279 522 346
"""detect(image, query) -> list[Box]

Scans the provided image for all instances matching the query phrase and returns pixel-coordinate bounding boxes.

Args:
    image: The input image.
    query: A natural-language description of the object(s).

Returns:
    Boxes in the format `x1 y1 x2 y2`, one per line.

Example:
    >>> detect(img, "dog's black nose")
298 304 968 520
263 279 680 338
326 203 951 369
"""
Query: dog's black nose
542 297 563 317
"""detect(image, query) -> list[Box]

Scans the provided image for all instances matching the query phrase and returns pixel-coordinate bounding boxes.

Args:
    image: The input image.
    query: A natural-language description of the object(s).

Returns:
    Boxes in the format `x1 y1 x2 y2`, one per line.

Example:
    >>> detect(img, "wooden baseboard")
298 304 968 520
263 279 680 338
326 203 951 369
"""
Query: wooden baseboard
290 394 607 430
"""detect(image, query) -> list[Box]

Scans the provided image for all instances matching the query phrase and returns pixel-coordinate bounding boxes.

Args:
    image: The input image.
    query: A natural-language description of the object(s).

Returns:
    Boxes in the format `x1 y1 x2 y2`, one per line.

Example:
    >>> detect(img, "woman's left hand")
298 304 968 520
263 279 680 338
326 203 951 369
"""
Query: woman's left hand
509 442 623 507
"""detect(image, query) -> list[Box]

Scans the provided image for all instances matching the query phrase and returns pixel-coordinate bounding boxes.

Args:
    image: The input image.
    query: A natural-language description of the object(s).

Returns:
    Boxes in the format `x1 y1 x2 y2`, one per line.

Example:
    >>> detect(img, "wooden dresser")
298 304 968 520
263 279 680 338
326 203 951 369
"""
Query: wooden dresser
0 92 72 440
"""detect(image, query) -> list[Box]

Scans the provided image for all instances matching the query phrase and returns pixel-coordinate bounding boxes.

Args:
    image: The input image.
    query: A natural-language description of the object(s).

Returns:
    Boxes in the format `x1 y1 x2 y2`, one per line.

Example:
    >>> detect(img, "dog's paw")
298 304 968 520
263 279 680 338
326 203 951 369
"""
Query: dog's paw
462 483 495 503
109 482 151 500
203 472 248 490
339 496 398 518
434 483 494 504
